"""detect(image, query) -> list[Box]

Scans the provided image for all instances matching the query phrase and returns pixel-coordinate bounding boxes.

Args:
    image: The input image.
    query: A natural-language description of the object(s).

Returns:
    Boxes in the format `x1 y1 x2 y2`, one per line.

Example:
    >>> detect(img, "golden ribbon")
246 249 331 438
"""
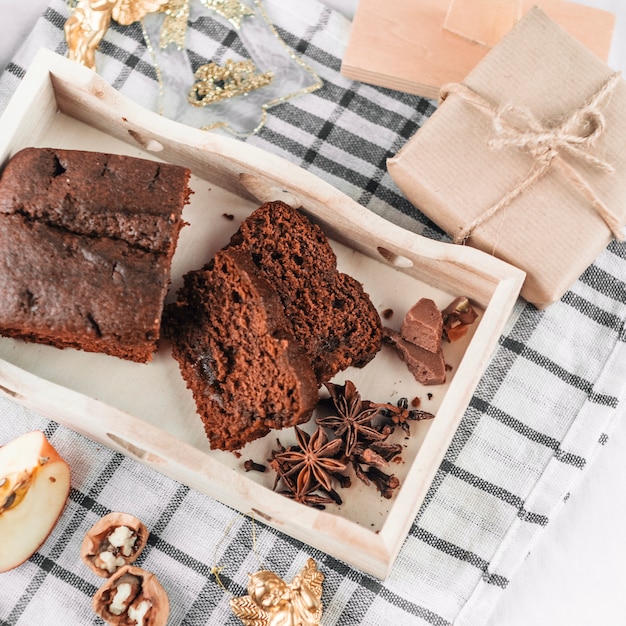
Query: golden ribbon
439 72 624 243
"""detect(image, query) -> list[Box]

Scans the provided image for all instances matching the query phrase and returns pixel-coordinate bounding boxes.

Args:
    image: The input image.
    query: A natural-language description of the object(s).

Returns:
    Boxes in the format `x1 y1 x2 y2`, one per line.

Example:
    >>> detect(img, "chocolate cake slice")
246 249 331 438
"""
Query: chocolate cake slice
228 201 382 382
165 248 319 451
0 147 190 362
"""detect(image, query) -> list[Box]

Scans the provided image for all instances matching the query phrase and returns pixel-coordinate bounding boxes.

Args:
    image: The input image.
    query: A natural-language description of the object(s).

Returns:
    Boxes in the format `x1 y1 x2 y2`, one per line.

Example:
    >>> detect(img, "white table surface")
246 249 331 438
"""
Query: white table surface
1 1 625 625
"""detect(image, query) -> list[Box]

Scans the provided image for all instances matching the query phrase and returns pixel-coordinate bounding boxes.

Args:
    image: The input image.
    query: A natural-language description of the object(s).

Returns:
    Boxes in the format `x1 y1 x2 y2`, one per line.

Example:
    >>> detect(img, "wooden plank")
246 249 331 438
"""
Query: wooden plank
341 0 615 99
444 0 522 47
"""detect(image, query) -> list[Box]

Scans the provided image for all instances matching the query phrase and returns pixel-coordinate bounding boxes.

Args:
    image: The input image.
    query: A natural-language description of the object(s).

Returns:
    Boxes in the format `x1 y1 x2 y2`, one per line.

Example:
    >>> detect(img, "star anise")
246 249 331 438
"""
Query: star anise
268 439 294 485
276 456 339 510
280 479 337 510
265 381 424 506
375 397 435 435
270 426 346 494
317 381 388 456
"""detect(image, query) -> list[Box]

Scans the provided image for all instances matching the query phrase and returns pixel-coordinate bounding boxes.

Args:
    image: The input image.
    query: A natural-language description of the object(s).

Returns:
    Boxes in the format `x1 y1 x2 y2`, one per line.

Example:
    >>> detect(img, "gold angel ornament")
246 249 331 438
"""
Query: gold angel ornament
230 558 324 626
65 0 167 70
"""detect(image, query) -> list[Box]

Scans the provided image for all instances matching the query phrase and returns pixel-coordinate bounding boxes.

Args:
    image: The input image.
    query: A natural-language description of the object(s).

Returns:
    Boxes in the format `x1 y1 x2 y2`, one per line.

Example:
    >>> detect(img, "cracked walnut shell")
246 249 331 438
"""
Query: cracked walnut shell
81 512 148 577
92 565 169 626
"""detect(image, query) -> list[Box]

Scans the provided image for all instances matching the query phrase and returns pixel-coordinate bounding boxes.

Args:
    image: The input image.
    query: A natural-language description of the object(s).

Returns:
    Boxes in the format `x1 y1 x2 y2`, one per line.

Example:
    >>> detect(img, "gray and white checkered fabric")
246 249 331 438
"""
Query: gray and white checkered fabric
1 1 625 624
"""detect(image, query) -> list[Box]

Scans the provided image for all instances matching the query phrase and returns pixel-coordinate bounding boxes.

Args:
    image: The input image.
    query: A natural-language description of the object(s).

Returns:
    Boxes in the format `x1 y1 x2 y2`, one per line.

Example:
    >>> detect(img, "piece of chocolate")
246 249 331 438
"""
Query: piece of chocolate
400 298 443 353
383 328 446 385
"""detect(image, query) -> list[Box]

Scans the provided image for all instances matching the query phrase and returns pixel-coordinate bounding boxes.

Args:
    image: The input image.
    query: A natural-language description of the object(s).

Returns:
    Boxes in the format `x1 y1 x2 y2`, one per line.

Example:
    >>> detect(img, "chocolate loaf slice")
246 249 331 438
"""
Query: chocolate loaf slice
165 248 319 451
0 147 190 362
228 201 382 382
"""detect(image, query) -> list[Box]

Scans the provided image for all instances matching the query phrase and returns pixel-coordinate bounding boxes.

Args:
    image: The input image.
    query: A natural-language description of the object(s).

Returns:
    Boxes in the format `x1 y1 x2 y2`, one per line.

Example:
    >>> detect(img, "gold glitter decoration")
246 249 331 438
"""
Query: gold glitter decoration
200 0 255 29
140 19 166 116
156 0 254 49
198 0 323 135
230 558 324 626
188 59 274 106
66 0 323 136
159 0 190 49
64 0 167 70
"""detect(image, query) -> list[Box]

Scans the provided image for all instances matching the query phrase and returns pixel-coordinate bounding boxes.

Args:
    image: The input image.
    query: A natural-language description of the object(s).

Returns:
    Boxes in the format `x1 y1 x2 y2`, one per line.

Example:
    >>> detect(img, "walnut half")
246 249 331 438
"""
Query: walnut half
92 565 169 626
81 512 148 577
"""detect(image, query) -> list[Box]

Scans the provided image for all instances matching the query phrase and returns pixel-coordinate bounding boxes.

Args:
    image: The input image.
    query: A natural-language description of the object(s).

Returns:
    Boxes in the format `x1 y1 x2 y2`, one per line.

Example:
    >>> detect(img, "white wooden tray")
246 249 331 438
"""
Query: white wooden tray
0 49 525 578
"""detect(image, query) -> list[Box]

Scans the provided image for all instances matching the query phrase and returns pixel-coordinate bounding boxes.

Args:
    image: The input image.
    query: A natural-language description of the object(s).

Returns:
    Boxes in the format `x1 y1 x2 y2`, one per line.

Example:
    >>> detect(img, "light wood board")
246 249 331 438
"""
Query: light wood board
341 0 615 99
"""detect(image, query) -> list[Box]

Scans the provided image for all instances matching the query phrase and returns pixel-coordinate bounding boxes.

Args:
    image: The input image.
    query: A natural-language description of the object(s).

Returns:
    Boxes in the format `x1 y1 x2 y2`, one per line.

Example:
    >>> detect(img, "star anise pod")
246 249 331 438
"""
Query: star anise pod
271 426 346 494
268 439 292 490
280 479 336 510
375 397 435 435
317 381 388 457
277 462 338 509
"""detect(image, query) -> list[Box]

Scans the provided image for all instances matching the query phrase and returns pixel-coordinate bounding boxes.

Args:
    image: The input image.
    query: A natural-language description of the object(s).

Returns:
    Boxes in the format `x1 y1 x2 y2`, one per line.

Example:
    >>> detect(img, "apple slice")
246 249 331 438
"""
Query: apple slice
0 430 71 572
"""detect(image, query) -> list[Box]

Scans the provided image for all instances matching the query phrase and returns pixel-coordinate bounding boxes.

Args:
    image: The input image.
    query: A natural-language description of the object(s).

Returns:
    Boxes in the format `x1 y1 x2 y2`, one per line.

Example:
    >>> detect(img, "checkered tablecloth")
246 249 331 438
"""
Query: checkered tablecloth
1 1 626 624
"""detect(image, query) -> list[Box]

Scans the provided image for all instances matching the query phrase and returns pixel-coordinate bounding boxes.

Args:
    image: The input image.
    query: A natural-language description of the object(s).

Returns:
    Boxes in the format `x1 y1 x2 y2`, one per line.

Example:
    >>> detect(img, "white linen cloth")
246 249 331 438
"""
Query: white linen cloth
0 1 625 624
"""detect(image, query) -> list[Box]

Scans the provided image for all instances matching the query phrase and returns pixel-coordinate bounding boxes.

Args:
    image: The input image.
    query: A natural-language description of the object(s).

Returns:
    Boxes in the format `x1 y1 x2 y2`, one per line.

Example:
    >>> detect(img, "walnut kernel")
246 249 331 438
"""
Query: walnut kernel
81 512 148 578
92 565 169 626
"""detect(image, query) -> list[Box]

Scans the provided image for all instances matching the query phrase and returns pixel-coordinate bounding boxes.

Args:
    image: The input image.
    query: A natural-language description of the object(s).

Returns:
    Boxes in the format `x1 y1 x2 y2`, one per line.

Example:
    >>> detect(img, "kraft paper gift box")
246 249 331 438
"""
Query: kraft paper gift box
387 7 626 308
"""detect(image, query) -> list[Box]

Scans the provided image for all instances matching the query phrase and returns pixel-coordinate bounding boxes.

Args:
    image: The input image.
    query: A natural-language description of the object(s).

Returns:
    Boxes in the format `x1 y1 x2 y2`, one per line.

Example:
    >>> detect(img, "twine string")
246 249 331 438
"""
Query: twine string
439 72 624 243
210 512 263 592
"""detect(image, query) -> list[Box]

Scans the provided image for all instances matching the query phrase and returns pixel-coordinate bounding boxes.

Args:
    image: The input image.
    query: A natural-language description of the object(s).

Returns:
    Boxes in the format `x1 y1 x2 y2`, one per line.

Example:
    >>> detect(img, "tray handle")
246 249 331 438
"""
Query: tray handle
106 433 168 465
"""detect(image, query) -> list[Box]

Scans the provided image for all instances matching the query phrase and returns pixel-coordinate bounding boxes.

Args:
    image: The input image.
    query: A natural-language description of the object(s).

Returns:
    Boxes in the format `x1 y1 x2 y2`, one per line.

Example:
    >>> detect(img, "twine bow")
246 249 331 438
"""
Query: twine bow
440 72 625 243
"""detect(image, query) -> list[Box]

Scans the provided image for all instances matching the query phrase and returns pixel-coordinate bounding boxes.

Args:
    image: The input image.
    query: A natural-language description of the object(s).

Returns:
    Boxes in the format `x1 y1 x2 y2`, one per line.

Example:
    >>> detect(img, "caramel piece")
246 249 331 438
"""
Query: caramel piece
442 296 479 342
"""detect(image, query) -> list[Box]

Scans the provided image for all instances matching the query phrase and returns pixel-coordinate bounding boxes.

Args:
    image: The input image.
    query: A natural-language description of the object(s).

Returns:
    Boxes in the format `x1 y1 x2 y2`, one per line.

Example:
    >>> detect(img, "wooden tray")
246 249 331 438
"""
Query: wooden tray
0 49 525 578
